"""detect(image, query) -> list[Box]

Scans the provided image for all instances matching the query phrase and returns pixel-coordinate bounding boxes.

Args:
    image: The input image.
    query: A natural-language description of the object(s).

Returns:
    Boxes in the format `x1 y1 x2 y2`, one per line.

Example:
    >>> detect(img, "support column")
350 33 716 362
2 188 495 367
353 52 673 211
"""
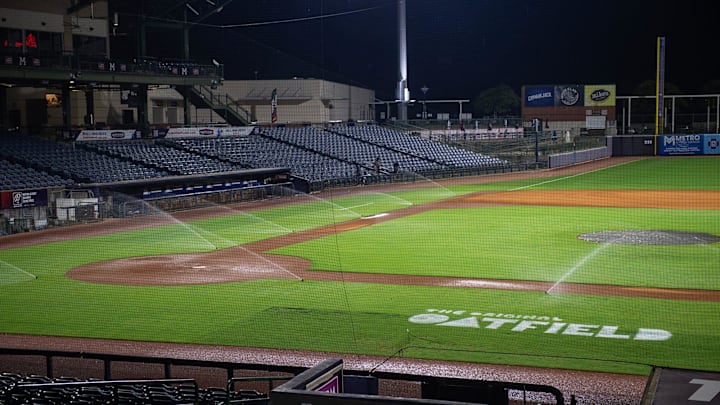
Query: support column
0 86 7 131
136 84 149 137
181 86 192 126
85 89 95 127
62 85 71 128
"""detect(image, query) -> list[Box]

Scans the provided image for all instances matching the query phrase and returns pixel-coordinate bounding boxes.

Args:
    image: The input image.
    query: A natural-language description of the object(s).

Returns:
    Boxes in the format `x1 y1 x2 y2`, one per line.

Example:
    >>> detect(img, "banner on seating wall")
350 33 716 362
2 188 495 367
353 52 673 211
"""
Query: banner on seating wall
217 127 256 136
75 129 138 141
1 189 48 209
165 127 216 138
74 126 255 140
165 126 255 138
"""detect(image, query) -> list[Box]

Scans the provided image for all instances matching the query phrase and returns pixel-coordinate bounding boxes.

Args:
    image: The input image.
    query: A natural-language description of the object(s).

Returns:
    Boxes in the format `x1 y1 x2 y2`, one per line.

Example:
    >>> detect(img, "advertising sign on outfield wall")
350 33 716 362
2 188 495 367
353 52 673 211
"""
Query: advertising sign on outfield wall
704 134 720 155
584 84 616 106
525 86 555 107
555 84 584 107
525 84 616 108
659 135 704 155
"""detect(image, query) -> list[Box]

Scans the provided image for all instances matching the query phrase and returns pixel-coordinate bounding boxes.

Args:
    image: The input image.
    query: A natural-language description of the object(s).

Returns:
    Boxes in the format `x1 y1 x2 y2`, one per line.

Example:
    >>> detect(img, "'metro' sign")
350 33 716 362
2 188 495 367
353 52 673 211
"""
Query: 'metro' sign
659 134 720 155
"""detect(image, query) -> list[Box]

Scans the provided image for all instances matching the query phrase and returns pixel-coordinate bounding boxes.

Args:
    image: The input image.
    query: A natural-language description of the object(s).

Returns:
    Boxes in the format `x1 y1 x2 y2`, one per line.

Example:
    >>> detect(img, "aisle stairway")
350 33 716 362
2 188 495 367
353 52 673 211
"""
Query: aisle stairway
182 85 252 126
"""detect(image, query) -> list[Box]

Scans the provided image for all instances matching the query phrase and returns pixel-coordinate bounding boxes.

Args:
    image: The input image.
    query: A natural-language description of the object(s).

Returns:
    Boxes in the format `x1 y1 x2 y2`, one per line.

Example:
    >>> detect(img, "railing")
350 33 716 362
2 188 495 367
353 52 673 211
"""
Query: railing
446 131 607 167
0 348 567 405
0 347 303 382
193 85 253 124
0 51 223 79
5 378 199 404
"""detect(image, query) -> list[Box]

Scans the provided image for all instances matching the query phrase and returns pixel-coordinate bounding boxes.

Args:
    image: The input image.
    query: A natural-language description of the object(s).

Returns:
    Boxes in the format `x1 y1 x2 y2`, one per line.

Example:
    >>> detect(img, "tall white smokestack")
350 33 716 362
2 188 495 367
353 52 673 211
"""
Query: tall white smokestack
397 0 409 120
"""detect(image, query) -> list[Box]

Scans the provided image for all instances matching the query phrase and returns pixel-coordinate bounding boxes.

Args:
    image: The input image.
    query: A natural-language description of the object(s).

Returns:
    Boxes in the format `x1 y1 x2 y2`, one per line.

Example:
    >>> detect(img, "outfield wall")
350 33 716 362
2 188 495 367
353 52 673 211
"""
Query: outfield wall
658 134 720 155
610 134 720 156
544 133 719 168
548 146 610 168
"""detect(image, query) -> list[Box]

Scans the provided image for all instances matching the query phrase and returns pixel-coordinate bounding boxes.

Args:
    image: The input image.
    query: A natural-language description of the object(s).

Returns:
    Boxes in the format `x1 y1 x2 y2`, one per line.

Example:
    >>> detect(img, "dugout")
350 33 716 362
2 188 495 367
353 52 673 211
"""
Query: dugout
79 167 292 218
641 367 720 404
271 358 565 405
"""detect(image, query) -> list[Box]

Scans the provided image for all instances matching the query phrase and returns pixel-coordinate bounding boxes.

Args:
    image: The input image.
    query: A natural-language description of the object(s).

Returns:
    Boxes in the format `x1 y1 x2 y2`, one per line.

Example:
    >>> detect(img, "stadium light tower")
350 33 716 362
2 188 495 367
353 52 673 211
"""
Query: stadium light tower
396 0 409 121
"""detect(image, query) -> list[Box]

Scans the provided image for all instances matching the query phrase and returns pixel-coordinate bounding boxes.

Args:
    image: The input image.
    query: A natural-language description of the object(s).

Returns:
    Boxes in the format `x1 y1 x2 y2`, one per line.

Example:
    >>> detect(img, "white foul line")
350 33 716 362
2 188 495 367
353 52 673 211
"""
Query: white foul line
511 160 638 191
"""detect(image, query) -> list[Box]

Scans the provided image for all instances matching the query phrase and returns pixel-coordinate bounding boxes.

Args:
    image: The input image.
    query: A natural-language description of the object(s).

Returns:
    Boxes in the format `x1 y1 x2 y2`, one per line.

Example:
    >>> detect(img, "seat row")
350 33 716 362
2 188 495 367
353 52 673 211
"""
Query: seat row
0 137 166 184
82 140 245 176
0 372 267 405
0 159 73 191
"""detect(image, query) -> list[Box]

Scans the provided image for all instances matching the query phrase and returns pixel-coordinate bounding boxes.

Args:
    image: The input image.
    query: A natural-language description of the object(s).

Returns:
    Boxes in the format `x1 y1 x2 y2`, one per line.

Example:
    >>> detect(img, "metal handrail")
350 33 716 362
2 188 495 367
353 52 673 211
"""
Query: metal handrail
194 85 252 124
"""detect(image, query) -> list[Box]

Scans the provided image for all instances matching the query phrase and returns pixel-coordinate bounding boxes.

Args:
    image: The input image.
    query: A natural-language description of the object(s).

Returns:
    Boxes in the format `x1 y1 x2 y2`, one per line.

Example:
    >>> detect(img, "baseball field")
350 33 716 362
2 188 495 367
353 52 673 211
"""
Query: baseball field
1 156 719 377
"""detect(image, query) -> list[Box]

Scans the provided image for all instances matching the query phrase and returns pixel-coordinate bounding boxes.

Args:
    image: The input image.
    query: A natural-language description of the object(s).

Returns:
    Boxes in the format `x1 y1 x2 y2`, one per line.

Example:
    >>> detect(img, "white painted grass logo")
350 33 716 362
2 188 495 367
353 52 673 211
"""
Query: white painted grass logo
409 309 671 341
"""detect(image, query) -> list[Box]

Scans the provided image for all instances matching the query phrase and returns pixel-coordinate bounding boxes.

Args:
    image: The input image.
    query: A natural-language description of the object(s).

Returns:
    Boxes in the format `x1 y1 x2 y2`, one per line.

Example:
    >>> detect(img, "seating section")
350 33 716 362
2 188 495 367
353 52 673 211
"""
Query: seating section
0 159 72 191
0 372 268 405
0 126 508 191
165 135 359 183
82 140 246 175
328 125 507 169
0 137 165 184
262 126 447 174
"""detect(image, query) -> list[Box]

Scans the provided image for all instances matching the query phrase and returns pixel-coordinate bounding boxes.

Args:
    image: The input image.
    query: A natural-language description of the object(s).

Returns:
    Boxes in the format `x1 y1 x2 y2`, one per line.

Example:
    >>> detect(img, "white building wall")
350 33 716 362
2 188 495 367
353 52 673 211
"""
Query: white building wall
144 80 374 126
217 79 374 125
5 79 374 132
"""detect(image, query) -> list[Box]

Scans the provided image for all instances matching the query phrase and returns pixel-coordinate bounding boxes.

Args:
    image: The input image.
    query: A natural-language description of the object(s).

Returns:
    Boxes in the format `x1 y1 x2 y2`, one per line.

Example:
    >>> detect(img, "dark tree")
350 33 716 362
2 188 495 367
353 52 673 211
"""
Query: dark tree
472 84 520 118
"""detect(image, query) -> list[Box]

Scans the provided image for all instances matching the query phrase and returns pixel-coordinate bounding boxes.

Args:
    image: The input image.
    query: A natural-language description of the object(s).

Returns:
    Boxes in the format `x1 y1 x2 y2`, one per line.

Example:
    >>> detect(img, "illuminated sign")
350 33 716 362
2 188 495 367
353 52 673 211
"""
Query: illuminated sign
524 86 555 107
2 33 39 49
585 84 616 106
555 85 583 106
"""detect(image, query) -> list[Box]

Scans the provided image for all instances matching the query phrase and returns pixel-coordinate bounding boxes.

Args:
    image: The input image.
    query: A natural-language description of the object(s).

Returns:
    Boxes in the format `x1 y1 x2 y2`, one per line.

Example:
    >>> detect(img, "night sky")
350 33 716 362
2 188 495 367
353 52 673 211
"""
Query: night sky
124 0 720 100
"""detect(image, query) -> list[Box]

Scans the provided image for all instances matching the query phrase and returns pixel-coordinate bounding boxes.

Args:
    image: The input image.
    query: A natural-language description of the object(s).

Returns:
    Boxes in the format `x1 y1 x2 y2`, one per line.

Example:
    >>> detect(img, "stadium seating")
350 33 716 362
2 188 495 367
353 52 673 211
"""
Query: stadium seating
0 125 508 192
0 137 165 184
327 125 508 169
81 140 245 176
165 135 359 184
0 372 269 405
0 159 72 190
261 126 447 174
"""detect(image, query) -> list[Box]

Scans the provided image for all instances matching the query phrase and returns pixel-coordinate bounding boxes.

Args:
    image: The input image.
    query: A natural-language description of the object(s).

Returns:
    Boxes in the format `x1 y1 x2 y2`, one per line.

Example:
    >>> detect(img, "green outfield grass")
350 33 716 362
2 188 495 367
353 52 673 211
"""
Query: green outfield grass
0 157 718 375
271 206 720 289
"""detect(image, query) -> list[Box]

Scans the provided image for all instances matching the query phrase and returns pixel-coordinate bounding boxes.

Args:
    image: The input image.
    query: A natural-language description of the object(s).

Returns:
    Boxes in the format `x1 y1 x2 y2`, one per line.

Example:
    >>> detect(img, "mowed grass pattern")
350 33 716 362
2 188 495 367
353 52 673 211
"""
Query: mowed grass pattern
0 156 718 374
